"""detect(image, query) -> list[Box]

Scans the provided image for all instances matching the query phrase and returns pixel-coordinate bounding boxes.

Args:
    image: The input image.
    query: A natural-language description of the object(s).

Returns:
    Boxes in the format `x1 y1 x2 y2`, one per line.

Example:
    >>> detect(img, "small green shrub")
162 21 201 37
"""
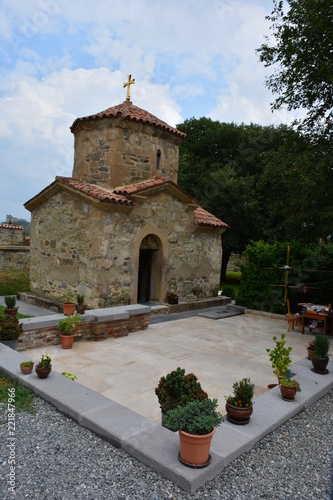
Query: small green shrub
0 315 23 340
222 285 236 300
226 378 254 408
165 398 224 435
313 334 330 358
4 295 17 309
155 367 208 415
62 372 77 381
57 313 81 335
76 294 85 305
266 334 293 382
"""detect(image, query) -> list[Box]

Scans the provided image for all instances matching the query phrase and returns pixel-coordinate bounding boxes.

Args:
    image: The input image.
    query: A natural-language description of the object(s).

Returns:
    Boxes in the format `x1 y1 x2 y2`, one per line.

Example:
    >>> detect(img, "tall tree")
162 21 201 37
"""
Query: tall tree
257 0 333 145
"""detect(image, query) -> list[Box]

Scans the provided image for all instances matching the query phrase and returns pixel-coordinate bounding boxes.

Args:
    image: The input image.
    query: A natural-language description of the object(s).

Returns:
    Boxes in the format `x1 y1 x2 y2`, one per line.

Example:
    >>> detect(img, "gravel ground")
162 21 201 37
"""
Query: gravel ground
1 390 332 499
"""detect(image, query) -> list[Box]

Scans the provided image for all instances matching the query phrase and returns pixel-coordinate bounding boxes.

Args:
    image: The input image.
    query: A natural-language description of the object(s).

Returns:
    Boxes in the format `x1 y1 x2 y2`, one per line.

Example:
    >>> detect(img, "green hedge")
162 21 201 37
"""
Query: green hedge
237 241 333 314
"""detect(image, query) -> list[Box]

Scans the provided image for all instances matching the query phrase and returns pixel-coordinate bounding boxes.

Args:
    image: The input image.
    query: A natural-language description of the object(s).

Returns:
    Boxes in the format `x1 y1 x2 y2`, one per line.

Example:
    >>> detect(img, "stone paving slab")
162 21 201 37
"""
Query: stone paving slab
1 341 332 493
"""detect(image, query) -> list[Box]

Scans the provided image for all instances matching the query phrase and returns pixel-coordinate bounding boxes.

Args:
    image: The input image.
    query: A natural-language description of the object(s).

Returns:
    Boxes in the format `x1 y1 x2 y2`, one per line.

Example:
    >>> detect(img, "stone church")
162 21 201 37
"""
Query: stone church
25 79 228 309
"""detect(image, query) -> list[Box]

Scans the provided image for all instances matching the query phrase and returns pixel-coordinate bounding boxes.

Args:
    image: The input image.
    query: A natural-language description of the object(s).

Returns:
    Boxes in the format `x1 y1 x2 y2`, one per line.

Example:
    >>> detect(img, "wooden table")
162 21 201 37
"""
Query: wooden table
302 309 333 336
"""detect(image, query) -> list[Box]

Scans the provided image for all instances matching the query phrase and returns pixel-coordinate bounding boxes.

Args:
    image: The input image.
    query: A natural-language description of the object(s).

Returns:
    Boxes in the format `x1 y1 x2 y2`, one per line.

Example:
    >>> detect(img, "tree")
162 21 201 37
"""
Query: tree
257 0 333 144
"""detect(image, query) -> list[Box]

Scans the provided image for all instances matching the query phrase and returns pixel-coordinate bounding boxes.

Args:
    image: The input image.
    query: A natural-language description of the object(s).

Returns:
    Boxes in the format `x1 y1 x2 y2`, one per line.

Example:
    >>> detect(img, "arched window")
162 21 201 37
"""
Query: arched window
156 149 161 170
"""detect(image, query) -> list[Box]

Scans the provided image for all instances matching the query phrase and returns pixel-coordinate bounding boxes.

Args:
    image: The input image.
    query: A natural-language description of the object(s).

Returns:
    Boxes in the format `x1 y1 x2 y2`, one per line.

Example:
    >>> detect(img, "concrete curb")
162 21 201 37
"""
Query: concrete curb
0 343 332 493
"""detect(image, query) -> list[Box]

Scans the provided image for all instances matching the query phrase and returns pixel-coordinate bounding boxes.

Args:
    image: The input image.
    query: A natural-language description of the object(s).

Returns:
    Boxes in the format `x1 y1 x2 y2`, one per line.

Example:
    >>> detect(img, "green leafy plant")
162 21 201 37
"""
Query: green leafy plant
4 295 17 309
57 313 81 335
165 398 224 435
61 292 76 304
0 315 23 340
313 334 330 359
76 294 85 306
155 367 208 415
266 334 293 382
62 372 77 381
222 285 236 300
280 378 301 392
226 378 254 408
39 352 51 368
20 361 34 367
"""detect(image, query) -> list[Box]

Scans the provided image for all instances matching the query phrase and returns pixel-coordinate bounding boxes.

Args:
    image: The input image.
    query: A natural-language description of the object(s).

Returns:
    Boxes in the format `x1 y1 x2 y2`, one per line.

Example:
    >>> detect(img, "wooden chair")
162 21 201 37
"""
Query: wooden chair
286 299 301 332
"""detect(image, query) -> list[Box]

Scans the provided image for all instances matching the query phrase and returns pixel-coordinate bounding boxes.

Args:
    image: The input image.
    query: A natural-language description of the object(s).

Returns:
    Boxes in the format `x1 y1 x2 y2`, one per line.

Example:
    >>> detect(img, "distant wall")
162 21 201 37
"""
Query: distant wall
0 224 30 271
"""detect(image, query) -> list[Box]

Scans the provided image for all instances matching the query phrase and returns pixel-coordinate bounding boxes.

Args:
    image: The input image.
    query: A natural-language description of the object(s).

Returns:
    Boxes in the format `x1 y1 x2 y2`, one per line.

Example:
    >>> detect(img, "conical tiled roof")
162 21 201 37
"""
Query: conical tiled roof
70 100 186 138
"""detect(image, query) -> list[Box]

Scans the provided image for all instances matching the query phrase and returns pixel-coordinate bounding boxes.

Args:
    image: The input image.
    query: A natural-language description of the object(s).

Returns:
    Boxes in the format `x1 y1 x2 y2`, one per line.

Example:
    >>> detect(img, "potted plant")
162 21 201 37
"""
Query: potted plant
4 295 18 316
76 294 86 314
61 292 76 316
57 313 81 349
167 292 178 305
20 361 34 374
35 351 52 378
0 315 23 350
165 398 224 467
155 367 208 429
307 341 315 360
311 334 330 373
280 376 301 401
225 377 254 425
266 334 293 385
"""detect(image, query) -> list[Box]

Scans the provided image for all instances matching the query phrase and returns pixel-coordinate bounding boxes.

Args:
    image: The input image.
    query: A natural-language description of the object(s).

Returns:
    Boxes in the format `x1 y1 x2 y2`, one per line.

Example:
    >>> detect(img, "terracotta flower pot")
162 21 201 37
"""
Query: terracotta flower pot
280 384 297 401
311 356 329 373
76 305 86 314
20 363 34 374
178 428 215 467
225 402 253 425
60 334 75 349
35 363 52 379
63 303 75 316
307 348 316 360
4 308 18 317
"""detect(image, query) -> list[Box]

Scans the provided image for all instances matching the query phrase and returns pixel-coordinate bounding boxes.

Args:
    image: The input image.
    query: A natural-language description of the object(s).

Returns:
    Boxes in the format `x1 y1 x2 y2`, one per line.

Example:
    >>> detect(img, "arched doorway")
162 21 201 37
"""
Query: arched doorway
137 234 161 303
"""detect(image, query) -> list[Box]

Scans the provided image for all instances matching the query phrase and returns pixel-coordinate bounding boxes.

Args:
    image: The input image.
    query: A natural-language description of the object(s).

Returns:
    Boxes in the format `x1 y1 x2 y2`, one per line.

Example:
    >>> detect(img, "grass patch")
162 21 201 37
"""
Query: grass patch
0 270 30 296
0 375 35 414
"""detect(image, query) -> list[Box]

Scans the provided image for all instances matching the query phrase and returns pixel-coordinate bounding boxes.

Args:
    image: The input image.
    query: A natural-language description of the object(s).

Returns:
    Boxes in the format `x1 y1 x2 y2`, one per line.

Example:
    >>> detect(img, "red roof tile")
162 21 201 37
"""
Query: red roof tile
70 101 186 139
194 207 228 229
0 224 23 230
56 177 133 206
113 176 176 195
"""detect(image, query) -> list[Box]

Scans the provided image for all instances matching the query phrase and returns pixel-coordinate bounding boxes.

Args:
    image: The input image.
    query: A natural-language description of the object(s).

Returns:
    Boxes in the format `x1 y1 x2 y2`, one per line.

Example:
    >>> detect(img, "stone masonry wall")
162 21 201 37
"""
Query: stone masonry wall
0 225 25 245
72 117 181 188
17 311 150 351
29 189 222 308
0 247 30 271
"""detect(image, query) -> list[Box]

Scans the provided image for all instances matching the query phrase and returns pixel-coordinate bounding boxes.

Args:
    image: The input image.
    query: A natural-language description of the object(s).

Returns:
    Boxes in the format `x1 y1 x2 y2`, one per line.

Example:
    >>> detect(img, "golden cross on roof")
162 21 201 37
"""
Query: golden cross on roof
123 74 135 101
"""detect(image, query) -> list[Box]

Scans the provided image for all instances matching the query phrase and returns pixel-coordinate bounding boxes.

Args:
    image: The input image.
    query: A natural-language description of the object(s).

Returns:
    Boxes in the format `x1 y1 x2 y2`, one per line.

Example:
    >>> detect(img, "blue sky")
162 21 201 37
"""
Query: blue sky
0 0 299 221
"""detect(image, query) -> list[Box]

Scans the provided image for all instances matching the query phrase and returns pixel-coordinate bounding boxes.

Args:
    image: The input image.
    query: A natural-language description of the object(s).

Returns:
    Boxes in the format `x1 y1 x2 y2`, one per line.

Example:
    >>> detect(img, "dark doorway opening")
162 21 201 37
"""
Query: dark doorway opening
137 249 153 302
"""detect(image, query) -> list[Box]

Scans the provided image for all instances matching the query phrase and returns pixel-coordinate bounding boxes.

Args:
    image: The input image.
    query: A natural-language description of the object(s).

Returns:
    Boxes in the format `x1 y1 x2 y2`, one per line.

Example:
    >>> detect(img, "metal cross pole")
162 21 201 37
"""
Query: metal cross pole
123 74 135 101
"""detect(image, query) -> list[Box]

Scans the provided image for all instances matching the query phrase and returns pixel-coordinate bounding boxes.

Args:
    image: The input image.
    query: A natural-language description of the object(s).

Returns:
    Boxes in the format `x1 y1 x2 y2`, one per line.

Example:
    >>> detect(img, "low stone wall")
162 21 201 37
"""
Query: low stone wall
0 245 30 271
17 305 150 351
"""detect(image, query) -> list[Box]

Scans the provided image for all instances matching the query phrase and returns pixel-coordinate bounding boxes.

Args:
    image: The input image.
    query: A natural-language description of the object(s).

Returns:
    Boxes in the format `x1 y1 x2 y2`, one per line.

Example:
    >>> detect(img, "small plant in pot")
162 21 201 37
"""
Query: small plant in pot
165 398 224 467
311 334 330 373
307 341 315 360
4 295 18 316
35 352 52 379
155 367 208 430
76 294 86 314
225 377 254 425
266 334 293 386
61 292 76 316
167 292 179 305
20 361 34 375
280 373 301 402
0 315 23 350
57 313 81 349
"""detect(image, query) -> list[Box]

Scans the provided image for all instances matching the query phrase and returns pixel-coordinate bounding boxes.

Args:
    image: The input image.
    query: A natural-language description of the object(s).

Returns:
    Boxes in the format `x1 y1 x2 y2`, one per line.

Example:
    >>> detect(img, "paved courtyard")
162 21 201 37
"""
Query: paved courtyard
22 312 311 425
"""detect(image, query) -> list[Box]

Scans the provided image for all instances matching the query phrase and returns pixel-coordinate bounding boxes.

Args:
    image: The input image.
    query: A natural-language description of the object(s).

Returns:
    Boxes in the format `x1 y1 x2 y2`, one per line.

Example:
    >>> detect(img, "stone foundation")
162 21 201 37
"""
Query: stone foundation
17 304 150 351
